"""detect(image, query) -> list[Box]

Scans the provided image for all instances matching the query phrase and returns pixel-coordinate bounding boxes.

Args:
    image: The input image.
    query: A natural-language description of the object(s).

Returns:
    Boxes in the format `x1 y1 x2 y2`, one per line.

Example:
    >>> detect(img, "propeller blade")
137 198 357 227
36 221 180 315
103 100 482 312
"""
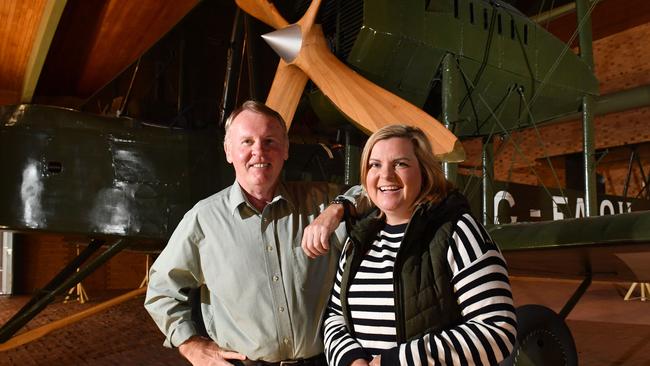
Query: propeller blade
235 0 288 29
295 26 465 162
236 1 306 126
266 60 309 128
296 0 322 31
242 0 464 161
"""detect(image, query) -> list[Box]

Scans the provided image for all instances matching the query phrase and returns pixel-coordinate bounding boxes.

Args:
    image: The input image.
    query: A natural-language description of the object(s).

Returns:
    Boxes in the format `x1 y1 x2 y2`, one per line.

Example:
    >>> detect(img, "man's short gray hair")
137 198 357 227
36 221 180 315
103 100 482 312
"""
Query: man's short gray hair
223 100 288 143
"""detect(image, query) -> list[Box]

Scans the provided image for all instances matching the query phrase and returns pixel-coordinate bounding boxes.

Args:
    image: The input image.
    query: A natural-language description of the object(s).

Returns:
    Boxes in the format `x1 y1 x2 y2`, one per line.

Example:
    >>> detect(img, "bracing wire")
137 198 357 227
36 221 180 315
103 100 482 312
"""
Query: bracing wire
454 0 601 222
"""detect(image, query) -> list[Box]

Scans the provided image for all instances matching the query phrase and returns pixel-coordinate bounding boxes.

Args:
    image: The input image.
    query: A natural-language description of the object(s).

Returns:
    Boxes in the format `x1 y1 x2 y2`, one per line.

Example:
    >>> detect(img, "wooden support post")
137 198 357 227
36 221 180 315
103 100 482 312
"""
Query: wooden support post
63 245 90 304
624 282 650 301
139 254 151 289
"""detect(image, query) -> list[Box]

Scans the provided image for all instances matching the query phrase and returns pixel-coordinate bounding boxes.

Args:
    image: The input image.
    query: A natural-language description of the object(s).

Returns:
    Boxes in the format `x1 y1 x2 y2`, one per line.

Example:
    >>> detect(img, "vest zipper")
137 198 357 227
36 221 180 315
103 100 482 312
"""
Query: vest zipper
342 237 364 338
393 207 420 343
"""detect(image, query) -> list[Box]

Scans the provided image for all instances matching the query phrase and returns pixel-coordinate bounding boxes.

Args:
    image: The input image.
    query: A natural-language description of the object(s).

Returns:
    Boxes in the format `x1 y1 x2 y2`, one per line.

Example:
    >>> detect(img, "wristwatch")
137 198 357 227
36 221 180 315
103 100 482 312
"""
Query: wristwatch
330 197 351 221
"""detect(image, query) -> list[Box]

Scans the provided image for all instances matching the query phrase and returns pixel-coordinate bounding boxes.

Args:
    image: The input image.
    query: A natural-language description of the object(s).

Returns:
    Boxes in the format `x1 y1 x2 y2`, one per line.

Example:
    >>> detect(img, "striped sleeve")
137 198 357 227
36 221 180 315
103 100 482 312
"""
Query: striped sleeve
382 213 517 366
323 247 373 366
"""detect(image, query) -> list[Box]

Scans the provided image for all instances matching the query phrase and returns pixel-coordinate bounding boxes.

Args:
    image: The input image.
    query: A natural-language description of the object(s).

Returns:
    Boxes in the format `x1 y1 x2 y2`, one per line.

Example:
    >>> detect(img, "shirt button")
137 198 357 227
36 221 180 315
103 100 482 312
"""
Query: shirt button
283 338 289 344
272 275 279 282
279 306 285 312
267 245 273 252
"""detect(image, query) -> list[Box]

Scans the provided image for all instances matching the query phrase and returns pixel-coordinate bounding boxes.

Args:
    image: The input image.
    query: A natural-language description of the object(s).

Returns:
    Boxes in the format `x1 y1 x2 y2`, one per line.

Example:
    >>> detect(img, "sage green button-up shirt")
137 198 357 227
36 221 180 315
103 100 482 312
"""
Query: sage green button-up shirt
145 181 359 362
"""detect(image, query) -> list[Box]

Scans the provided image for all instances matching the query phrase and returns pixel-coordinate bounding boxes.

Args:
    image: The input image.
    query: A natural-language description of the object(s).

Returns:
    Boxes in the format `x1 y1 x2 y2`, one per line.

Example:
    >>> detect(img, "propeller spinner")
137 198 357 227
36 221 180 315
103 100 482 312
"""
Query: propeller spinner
235 0 465 162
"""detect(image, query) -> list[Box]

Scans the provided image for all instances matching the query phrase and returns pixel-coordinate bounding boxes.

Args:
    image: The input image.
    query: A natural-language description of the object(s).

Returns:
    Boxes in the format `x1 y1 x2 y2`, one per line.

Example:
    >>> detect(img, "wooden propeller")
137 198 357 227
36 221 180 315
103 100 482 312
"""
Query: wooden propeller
235 0 465 162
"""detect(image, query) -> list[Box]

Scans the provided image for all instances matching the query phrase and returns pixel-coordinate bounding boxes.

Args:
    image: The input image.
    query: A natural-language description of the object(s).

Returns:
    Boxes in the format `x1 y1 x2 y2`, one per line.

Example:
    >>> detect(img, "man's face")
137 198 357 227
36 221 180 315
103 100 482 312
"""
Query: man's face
224 110 289 196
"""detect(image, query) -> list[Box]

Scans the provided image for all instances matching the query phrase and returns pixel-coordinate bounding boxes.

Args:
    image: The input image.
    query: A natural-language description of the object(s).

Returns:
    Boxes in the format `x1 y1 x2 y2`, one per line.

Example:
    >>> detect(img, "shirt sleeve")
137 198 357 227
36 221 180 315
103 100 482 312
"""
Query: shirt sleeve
323 245 373 366
335 184 373 217
380 214 517 366
144 208 205 348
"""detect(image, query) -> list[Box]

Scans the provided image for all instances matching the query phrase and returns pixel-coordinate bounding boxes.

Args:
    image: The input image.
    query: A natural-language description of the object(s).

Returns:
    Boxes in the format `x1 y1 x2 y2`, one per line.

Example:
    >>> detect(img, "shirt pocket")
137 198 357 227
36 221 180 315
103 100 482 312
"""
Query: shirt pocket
291 241 336 294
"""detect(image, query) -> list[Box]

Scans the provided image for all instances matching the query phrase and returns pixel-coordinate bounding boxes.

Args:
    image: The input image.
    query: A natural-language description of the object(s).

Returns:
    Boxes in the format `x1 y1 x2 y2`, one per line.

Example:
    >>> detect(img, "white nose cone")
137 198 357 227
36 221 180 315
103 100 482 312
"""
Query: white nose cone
262 24 302 63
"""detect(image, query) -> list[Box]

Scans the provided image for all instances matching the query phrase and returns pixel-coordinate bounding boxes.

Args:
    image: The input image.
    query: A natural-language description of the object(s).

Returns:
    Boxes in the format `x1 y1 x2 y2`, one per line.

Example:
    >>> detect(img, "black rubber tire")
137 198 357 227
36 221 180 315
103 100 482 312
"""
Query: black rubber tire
500 304 578 366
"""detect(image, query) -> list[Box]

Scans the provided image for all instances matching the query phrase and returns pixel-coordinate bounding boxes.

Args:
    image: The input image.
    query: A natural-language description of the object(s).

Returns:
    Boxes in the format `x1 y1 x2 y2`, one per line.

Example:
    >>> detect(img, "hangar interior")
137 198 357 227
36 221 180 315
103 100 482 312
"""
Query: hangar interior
2 0 649 295
1 0 649 365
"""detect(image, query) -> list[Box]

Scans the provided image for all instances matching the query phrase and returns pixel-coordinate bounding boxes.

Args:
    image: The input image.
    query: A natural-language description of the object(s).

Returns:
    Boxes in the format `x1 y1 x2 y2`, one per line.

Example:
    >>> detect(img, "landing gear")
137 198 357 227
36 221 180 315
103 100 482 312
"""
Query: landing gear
0 238 129 343
501 305 577 366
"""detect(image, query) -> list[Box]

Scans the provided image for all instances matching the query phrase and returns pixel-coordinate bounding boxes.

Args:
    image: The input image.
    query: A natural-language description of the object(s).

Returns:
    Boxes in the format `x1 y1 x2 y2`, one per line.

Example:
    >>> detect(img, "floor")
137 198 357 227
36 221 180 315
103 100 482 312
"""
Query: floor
510 277 650 366
0 277 649 365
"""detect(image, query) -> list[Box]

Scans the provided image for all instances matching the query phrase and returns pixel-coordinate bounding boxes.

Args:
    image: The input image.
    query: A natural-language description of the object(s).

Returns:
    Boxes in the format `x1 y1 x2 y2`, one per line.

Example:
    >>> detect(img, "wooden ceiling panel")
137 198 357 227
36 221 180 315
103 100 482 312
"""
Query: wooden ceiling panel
2 0 646 107
0 0 47 104
35 0 198 100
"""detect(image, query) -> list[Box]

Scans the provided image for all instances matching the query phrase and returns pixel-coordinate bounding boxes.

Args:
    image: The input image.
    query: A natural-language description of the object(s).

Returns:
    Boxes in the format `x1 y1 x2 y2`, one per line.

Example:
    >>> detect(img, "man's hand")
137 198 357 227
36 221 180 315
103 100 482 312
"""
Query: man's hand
301 203 345 258
369 355 381 366
178 336 247 366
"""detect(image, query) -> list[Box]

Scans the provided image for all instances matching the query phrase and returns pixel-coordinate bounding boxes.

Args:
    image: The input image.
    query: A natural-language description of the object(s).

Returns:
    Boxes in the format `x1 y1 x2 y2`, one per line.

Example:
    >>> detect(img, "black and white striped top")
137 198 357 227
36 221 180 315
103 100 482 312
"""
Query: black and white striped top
323 213 516 366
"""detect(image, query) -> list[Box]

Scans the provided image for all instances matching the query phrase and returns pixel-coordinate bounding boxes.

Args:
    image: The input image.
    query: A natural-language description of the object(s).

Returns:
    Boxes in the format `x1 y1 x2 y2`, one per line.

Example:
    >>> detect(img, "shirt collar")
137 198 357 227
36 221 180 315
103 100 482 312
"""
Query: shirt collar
228 180 295 216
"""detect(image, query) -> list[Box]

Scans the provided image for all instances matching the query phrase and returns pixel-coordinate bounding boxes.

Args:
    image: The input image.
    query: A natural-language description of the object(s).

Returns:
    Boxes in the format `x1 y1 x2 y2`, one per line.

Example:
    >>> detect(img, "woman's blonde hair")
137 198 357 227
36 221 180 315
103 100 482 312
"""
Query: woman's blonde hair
360 124 452 208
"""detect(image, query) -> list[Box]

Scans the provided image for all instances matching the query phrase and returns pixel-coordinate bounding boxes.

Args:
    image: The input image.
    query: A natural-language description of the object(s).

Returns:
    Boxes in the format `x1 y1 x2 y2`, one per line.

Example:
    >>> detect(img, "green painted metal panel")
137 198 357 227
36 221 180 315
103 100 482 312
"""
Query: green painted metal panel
491 210 650 251
332 0 600 137
0 104 233 245
398 46 446 106
348 27 400 85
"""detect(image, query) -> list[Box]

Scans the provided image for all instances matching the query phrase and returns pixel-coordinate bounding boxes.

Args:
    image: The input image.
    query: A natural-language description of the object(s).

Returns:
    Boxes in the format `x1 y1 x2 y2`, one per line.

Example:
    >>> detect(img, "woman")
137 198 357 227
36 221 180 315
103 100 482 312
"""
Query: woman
323 125 516 366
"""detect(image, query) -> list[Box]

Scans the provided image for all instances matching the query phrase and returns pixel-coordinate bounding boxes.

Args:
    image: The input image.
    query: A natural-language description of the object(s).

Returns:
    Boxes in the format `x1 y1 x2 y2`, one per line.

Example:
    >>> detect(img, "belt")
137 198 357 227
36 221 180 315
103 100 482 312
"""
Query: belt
235 353 326 366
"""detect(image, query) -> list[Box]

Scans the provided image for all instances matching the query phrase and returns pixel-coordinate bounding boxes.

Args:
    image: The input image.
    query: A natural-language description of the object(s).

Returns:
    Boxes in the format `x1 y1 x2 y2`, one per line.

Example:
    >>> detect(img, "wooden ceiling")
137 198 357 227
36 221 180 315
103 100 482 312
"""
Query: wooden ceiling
0 0 49 105
0 0 197 106
0 0 647 108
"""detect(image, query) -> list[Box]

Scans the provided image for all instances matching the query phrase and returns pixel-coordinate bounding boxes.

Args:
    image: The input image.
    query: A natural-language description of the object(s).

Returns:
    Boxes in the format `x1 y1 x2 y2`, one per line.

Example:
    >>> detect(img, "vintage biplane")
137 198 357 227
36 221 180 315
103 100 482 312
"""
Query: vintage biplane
1 0 650 364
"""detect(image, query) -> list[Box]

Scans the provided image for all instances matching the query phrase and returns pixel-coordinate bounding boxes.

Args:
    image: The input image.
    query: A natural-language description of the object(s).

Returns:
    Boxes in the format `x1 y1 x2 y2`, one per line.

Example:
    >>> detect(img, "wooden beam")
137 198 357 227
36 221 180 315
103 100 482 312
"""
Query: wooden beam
20 0 67 103
0 287 146 351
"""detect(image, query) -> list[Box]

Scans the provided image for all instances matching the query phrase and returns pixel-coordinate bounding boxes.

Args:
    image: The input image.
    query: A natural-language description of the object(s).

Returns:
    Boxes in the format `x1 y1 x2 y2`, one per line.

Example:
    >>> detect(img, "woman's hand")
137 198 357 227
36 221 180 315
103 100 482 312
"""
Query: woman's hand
369 355 381 366
349 359 370 366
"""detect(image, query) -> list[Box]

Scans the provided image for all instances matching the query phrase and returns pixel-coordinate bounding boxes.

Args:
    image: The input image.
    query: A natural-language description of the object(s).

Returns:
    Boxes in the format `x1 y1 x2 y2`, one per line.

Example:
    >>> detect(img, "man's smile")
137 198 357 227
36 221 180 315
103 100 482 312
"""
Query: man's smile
249 163 271 168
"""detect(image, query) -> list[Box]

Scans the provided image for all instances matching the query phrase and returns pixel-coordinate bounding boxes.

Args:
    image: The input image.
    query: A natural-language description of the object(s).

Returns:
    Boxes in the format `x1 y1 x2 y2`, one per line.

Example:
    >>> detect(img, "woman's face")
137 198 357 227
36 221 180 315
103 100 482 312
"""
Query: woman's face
366 137 422 225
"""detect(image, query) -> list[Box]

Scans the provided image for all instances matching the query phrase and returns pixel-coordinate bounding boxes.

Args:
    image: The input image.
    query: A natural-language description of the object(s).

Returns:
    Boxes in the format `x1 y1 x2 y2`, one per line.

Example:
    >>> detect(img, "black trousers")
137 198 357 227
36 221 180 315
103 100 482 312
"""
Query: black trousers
231 354 326 366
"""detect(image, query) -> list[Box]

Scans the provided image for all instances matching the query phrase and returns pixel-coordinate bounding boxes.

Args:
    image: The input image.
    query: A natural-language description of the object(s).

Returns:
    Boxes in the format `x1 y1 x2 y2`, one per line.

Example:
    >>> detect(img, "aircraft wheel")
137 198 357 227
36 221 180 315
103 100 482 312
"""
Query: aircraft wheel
500 304 577 366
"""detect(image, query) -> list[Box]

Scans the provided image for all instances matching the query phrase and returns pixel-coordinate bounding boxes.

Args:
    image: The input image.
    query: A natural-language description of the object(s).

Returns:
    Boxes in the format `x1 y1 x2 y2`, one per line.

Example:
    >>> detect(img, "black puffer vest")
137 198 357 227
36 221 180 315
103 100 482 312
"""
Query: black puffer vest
339 190 471 343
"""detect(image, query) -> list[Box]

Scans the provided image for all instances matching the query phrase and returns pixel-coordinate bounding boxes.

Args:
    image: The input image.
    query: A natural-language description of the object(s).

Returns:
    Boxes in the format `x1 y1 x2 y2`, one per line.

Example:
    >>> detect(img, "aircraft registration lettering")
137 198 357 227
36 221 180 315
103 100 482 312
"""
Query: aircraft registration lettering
492 182 648 224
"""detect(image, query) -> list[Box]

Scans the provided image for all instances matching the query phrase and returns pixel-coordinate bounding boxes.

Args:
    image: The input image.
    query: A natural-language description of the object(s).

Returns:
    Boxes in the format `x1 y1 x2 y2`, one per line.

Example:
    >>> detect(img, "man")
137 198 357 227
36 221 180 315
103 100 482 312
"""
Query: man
145 101 358 365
